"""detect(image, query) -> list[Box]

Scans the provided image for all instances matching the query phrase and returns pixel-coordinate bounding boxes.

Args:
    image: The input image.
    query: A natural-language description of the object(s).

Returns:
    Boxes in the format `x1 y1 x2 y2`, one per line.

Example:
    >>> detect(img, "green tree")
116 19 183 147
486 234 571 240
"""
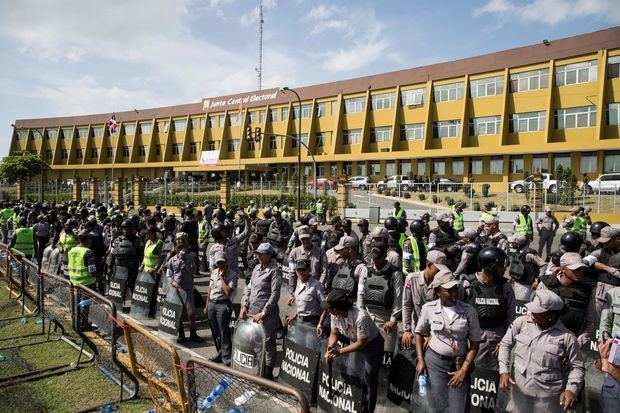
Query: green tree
0 151 50 183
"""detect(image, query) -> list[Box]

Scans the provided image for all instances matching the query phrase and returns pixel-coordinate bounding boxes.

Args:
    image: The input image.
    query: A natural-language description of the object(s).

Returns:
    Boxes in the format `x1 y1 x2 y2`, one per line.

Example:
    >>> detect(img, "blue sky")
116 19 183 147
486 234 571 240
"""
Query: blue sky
1 0 619 156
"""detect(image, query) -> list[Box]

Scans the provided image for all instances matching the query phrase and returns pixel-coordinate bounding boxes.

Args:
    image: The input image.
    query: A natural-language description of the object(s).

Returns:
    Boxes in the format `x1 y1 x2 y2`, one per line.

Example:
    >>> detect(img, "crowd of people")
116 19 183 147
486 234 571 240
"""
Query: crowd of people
1 197 619 413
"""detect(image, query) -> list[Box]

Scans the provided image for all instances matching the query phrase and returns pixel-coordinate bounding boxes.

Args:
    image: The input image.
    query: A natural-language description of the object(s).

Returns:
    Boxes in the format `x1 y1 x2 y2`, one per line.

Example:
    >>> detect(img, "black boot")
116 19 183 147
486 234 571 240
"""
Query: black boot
189 329 204 343
264 366 274 380
177 324 186 343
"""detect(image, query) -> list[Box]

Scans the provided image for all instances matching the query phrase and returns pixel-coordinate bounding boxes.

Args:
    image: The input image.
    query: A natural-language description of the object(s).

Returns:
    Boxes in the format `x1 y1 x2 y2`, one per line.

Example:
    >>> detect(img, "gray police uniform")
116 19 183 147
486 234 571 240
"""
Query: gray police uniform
588 248 620 315
288 245 328 294
330 306 384 413
208 223 249 277
599 287 620 407
536 215 559 258
208 266 238 365
168 252 198 332
415 299 481 412
325 247 344 289
241 259 282 368
498 315 585 413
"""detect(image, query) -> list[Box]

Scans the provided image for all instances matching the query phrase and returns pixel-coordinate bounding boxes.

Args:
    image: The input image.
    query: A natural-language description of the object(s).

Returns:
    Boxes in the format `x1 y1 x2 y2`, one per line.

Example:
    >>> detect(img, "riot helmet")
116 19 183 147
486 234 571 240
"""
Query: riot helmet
560 231 583 252
478 247 508 274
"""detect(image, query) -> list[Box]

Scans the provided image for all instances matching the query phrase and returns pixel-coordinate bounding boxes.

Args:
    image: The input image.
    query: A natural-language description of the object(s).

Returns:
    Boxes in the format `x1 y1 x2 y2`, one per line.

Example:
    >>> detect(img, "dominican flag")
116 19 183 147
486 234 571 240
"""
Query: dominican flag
107 113 117 134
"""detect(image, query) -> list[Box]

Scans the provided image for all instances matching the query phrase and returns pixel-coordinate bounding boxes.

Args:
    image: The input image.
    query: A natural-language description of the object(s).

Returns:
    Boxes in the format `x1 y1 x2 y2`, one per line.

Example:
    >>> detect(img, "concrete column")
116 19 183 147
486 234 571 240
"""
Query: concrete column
88 177 98 202
337 176 348 217
220 173 230 209
72 177 82 202
133 178 144 206
15 181 26 200
113 177 123 206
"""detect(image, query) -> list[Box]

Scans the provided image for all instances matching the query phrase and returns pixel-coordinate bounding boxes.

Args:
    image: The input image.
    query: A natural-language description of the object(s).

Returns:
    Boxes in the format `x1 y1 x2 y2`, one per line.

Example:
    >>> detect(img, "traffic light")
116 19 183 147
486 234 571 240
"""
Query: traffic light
246 126 253 141
254 127 262 142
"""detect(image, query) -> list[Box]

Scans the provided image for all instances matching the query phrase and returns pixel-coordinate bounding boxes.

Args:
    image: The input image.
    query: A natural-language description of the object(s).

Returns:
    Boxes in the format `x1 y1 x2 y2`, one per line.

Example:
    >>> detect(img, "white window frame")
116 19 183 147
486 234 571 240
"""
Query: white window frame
315 132 326 147
510 157 524 174
555 60 598 86
509 69 549 92
401 88 425 106
122 146 130 157
433 159 445 175
401 123 424 141
385 161 396 177
172 143 183 155
607 103 620 126
555 106 596 129
369 161 380 176
433 82 464 103
604 154 620 173
138 145 147 156
490 158 504 175
553 155 571 172
316 102 331 117
371 93 394 110
371 126 392 143
270 109 278 122
47 129 58 139
510 111 546 133
190 142 197 154
532 157 549 173
343 129 362 145
124 123 136 135
399 161 412 176
452 159 464 175
580 154 597 174
417 162 426 176
227 139 241 152
470 158 483 175
92 127 104 137
608 56 620 79
77 127 88 138
76 148 84 159
62 128 73 139
470 76 504 98
434 120 461 138
16 130 28 140
470 116 501 136
344 97 365 113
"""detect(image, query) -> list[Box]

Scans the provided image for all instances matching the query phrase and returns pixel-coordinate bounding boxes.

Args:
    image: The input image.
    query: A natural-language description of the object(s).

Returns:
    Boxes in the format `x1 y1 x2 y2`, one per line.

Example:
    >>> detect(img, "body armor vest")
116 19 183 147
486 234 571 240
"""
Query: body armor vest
467 277 507 328
540 274 591 336
480 233 508 249
431 228 457 248
364 264 398 312
509 249 539 283
597 249 620 286
461 245 481 276
331 259 364 297
255 219 271 237
113 236 137 267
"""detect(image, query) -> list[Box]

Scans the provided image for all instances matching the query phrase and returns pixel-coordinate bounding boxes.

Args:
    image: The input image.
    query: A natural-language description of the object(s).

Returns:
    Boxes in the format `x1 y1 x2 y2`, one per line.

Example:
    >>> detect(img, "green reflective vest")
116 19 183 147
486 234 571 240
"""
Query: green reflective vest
516 214 533 236
14 227 34 255
452 207 464 231
60 232 79 253
571 216 588 235
143 239 163 272
0 208 14 225
399 233 406 251
405 235 429 274
393 208 405 219
198 219 206 239
316 202 324 213
68 246 95 286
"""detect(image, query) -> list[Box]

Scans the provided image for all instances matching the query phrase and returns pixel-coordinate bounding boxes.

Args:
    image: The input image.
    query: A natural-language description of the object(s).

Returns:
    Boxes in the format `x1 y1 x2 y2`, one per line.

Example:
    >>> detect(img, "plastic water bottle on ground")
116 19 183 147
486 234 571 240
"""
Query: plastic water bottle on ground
20 317 27 324
78 298 93 309
0 355 6 361
418 374 428 397
228 407 249 413
201 377 233 410
154 370 164 379
234 390 256 406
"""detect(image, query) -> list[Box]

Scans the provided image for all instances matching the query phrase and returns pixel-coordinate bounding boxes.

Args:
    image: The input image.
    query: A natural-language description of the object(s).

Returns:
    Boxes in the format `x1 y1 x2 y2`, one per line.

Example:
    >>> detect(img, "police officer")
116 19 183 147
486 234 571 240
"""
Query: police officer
107 219 142 292
140 226 164 275
464 247 516 370
537 252 596 347
204 250 237 366
33 214 50 263
383 216 402 254
208 212 250 278
330 235 365 298
287 225 328 293
599 280 620 408
478 216 509 253
342 218 359 243
563 206 590 238
499 290 585 413
479 201 498 224
586 226 620 314
513 205 534 246
322 215 344 250
240 242 282 380
11 217 36 260
69 230 98 329
536 206 559 259
546 231 584 276
167 232 203 343
415 270 481 412
286 258 326 344
428 211 459 253
453 228 479 280
369 226 401 268
197 210 210 269
0 202 15 243
356 219 370 261
266 211 292 261
284 213 312 255
308 217 324 249
325 289 384 413
316 198 326 225
450 201 465 232
401 250 450 349
357 241 403 347
508 234 546 301
392 201 407 220
402 219 429 275
583 220 608 255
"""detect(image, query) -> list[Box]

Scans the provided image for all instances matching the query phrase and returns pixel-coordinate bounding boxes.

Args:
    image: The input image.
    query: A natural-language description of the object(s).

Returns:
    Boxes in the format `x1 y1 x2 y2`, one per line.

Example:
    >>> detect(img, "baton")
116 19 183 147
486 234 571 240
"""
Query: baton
328 359 333 400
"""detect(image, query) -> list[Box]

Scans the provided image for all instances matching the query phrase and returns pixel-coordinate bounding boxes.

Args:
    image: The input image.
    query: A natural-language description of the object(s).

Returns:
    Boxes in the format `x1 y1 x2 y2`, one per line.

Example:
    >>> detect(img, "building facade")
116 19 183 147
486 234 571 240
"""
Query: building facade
10 26 620 188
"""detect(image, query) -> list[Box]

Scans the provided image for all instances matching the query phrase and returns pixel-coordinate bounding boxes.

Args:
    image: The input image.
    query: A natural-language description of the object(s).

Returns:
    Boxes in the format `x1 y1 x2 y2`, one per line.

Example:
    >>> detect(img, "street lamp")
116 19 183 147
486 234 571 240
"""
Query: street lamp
280 86 302 220
11 124 45 202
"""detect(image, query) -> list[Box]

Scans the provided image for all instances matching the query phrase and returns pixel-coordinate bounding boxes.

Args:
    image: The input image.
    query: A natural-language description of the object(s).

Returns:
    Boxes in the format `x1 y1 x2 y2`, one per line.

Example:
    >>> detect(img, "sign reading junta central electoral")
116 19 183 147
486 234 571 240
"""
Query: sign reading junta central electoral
202 88 279 111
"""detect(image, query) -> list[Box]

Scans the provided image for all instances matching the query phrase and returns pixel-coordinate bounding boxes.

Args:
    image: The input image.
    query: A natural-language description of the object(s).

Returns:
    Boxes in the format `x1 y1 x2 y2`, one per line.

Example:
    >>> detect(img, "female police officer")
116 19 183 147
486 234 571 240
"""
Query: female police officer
414 270 481 412
498 289 585 413
324 289 384 413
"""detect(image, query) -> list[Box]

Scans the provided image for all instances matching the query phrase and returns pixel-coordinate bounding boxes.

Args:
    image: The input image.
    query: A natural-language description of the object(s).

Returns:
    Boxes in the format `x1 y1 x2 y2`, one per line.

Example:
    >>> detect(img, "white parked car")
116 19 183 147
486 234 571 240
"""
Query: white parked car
581 173 620 194
510 173 558 193
348 176 370 190
377 175 412 191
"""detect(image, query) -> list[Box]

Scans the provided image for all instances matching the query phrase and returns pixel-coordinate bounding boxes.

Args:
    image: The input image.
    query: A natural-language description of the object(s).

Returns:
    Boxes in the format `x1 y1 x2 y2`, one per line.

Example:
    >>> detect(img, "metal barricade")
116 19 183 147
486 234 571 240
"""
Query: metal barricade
122 317 187 412
186 357 309 413
74 285 140 409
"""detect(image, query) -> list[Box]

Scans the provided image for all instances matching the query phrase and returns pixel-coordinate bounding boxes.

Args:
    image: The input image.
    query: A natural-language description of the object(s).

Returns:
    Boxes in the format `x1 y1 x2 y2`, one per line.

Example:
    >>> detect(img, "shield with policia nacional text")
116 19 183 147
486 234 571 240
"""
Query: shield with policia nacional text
157 287 186 340
107 265 129 307
129 270 159 319
387 337 417 407
317 351 366 413
279 319 322 401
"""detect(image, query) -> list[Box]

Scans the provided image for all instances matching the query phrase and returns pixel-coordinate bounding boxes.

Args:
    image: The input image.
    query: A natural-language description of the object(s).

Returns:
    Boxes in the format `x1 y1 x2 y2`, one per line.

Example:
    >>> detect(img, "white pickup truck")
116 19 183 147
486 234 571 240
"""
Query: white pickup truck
509 173 558 193
376 175 412 191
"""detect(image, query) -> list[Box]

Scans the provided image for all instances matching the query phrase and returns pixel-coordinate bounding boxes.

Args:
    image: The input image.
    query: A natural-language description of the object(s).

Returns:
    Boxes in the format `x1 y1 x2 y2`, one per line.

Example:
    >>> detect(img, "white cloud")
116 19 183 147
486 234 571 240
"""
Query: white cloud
240 0 278 27
309 20 353 37
304 4 340 20
473 0 620 25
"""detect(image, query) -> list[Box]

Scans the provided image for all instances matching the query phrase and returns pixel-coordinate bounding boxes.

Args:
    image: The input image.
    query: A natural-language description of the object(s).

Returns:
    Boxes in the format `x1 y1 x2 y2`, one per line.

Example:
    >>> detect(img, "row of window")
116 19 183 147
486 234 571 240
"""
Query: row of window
337 153 619 177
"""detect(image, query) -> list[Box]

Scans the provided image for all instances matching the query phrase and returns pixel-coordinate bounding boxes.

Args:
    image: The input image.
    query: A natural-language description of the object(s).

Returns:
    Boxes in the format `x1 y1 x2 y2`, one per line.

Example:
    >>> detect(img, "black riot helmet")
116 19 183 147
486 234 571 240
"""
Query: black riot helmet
409 220 424 237
397 218 408 234
120 220 134 231
590 221 609 238
520 205 531 214
225 210 235 221
384 216 398 232
478 247 508 274
560 231 583 252
211 224 228 243
300 213 311 226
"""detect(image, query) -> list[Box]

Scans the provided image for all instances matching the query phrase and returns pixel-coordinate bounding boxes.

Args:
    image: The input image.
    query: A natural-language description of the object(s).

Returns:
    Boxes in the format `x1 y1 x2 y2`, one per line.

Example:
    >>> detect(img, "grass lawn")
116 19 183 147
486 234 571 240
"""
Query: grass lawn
0 279 154 413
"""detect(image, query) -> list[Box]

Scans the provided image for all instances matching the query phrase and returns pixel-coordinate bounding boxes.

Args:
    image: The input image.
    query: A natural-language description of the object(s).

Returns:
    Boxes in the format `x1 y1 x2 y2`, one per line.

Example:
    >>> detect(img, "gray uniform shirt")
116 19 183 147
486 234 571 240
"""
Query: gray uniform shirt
498 315 585 397
536 214 559 233
415 299 482 357
288 244 328 284
330 306 380 343
357 261 403 322
294 278 325 317
208 266 238 302
168 252 197 291
325 247 344 287
453 242 477 279
208 222 249 276
588 248 620 311
600 286 620 339
241 259 282 317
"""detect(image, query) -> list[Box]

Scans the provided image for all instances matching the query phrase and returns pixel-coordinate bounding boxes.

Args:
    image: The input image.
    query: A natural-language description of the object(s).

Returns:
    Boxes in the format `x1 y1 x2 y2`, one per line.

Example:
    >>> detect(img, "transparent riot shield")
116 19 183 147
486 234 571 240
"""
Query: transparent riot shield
231 318 266 377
